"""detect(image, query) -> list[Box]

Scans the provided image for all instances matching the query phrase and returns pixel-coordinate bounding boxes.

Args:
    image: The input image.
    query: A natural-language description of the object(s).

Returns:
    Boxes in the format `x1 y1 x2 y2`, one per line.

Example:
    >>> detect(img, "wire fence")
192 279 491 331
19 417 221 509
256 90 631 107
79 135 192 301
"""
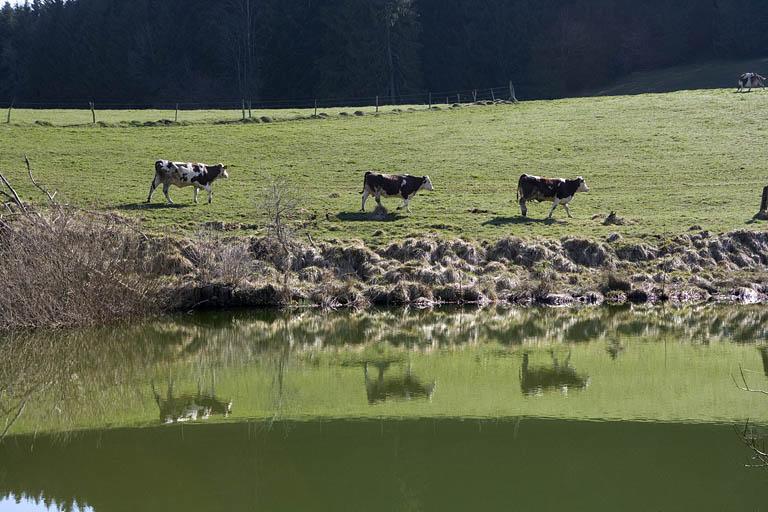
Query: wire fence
1 83 520 125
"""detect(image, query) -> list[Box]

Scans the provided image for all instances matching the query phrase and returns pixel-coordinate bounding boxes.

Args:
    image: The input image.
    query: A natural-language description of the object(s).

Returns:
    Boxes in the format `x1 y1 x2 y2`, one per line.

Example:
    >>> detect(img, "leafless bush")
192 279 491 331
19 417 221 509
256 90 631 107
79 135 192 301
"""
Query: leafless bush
0 210 157 330
258 179 299 269
0 160 157 330
188 230 254 286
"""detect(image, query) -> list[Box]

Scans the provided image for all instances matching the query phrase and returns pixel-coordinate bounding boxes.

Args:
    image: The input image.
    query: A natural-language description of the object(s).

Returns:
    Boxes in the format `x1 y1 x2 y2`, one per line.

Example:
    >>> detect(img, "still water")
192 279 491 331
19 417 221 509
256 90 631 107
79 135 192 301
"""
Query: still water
1 306 767 511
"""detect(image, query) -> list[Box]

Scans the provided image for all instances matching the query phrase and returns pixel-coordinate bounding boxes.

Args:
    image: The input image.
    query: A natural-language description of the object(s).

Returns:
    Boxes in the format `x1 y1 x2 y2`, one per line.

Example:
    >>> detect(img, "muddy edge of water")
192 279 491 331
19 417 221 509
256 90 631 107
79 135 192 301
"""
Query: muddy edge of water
155 229 768 311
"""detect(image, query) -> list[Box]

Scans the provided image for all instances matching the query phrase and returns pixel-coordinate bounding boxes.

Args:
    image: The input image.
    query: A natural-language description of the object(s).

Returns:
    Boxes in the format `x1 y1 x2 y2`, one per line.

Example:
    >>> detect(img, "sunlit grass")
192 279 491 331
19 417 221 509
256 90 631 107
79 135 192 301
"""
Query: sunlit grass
1 88 767 242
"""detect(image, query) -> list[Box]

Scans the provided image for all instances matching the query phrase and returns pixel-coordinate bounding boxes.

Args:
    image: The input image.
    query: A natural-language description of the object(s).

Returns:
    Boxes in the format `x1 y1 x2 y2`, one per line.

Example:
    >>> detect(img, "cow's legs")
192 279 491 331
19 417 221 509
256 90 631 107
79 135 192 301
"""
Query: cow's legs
563 203 573 218
193 188 199 204
519 198 528 217
361 190 369 211
162 183 174 205
374 192 382 207
146 176 160 203
547 199 560 219
397 195 412 212
206 185 213 204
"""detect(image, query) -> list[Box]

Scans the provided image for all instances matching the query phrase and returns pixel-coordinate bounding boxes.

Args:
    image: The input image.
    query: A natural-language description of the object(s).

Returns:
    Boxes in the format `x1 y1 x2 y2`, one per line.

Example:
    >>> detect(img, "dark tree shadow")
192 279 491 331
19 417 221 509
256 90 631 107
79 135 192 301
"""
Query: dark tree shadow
116 202 192 211
336 211 405 222
482 216 564 226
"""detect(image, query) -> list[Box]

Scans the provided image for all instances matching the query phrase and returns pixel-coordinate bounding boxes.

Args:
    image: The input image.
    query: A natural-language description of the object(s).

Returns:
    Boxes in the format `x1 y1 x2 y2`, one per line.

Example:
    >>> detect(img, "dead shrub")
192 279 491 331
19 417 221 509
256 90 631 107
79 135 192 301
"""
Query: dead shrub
0 210 157 330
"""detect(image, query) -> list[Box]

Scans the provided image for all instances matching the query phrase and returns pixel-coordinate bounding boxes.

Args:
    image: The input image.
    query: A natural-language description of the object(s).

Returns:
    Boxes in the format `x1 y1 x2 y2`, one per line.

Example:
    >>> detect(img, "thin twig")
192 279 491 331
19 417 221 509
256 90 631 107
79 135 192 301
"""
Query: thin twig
0 171 25 212
24 154 57 203
732 364 768 396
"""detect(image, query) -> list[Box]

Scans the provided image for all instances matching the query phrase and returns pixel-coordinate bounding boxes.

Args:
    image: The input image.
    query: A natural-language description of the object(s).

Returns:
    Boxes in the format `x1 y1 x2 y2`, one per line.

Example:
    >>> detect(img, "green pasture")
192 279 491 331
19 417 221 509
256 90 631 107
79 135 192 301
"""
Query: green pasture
1 88 767 242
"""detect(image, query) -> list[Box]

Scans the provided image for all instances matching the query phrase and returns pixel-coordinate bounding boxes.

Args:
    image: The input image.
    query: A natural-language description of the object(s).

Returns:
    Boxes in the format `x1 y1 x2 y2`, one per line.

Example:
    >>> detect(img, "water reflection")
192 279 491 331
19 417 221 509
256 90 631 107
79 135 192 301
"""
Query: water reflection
152 379 232 424
520 351 589 396
363 362 435 404
2 304 768 438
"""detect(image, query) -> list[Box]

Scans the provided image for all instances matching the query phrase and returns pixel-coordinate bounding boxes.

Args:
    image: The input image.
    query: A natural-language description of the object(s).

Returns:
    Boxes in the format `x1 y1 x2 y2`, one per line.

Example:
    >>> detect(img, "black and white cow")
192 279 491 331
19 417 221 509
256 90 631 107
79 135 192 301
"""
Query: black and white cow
517 174 590 219
360 171 434 212
147 160 230 205
738 72 766 92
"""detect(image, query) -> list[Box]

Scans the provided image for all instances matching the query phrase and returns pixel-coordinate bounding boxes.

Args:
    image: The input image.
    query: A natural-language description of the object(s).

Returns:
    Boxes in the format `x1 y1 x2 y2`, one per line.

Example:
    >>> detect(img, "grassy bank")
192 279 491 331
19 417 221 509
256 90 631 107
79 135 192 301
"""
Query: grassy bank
1 89 767 242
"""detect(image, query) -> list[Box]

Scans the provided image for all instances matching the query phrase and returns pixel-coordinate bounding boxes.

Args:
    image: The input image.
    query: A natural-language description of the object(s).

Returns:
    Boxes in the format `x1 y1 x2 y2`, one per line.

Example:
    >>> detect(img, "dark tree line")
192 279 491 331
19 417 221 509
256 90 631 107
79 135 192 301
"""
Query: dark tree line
1 0 767 104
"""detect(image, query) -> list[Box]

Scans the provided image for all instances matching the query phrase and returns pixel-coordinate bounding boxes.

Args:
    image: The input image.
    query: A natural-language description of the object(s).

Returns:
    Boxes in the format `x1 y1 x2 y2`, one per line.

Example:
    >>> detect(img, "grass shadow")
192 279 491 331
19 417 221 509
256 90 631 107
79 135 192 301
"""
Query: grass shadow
336 211 406 222
116 202 192 211
482 216 565 227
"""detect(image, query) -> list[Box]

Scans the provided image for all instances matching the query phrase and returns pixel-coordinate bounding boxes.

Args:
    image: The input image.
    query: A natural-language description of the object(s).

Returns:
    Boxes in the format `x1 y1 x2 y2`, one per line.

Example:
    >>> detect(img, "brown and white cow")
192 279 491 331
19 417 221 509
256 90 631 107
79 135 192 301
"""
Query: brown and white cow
360 171 434 212
517 174 589 219
147 160 230 205
738 72 766 92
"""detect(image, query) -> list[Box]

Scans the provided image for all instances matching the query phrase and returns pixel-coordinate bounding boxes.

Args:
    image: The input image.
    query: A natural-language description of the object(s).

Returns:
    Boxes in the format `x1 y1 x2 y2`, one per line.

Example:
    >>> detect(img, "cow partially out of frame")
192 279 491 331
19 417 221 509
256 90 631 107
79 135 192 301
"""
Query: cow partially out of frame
517 174 590 219
147 160 230 205
738 72 766 92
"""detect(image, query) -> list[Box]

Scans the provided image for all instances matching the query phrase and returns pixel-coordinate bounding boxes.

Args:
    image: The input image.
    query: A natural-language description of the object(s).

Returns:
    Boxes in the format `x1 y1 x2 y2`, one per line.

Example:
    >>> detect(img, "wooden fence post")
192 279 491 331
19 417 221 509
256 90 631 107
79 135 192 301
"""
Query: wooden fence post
755 186 768 220
314 99 318 116
241 99 246 120
248 100 252 118
490 89 495 102
6 98 13 124
175 103 179 122
375 95 379 113
428 92 432 109
456 93 460 104
473 89 477 102
510 81 518 103
89 101 96 124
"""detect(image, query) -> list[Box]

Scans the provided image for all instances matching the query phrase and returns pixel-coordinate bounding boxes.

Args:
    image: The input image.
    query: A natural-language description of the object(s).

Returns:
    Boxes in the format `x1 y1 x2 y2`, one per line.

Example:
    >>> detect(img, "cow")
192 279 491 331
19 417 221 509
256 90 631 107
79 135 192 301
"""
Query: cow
738 72 766 92
520 351 589 396
147 160 229 205
152 381 232 424
360 171 434 212
517 173 589 219
364 362 436 404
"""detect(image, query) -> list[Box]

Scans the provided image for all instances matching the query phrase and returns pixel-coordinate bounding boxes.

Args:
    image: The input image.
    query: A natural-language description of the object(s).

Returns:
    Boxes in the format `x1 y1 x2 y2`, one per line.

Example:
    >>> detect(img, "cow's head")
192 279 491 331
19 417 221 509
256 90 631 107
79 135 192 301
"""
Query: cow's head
218 164 230 179
421 175 434 191
577 176 589 193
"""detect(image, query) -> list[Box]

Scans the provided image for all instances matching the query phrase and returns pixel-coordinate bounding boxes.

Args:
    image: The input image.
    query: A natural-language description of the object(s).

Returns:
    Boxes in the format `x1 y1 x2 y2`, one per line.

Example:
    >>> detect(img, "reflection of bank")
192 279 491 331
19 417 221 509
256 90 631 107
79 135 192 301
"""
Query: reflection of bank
520 351 589 396
364 362 436 404
152 380 232 424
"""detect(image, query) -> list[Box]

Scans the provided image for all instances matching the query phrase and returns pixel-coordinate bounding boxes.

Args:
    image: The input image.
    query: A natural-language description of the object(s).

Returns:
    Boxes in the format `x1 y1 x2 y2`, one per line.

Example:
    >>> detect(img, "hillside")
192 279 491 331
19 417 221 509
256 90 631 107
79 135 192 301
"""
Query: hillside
586 57 768 97
1 88 767 243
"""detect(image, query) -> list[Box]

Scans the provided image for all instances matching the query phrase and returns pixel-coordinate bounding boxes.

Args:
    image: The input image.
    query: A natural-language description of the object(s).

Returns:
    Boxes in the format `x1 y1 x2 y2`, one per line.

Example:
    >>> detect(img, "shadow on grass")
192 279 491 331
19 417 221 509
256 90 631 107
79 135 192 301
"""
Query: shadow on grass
116 202 192 211
482 216 565 226
336 211 406 222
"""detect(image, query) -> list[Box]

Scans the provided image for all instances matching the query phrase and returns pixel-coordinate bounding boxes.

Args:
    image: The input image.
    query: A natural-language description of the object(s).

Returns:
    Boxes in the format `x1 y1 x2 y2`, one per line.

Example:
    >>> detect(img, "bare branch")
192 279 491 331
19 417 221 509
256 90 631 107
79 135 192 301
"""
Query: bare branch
24 154 57 203
0 171 26 213
732 364 768 396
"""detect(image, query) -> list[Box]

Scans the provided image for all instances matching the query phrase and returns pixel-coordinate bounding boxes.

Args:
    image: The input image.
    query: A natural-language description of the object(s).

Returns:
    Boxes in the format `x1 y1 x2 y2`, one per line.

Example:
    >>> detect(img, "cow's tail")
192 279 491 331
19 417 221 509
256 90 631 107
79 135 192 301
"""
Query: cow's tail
516 174 527 202
360 171 372 194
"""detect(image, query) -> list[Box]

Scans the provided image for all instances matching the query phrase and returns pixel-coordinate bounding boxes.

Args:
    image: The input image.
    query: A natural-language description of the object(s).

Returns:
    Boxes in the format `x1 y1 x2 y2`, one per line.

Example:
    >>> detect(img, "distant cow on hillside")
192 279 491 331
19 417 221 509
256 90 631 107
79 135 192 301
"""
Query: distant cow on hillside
738 72 766 92
360 171 434 212
147 160 230 205
517 174 590 219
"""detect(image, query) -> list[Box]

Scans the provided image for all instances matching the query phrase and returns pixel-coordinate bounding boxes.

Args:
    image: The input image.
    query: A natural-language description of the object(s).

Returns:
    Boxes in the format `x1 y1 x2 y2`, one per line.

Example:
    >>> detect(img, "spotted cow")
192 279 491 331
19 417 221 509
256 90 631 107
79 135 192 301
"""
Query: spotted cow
360 171 434 212
517 174 589 219
147 160 230 205
738 72 766 92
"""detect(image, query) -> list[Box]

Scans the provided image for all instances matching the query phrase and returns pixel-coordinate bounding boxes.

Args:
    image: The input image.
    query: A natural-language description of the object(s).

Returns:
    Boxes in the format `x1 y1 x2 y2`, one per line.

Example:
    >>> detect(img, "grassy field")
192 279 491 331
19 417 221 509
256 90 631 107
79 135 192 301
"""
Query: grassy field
586 56 768 96
1 88 767 242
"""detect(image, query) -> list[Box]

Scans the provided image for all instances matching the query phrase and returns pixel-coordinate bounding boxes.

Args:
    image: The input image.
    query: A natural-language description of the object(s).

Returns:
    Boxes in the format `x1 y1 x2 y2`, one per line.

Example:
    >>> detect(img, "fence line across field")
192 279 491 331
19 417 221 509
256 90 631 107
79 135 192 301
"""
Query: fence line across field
2 82 519 125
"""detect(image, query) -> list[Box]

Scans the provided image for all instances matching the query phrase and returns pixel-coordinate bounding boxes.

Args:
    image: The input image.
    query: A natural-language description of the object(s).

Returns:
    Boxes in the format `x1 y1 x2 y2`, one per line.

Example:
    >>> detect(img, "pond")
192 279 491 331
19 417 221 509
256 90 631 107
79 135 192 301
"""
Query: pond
1 305 767 511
